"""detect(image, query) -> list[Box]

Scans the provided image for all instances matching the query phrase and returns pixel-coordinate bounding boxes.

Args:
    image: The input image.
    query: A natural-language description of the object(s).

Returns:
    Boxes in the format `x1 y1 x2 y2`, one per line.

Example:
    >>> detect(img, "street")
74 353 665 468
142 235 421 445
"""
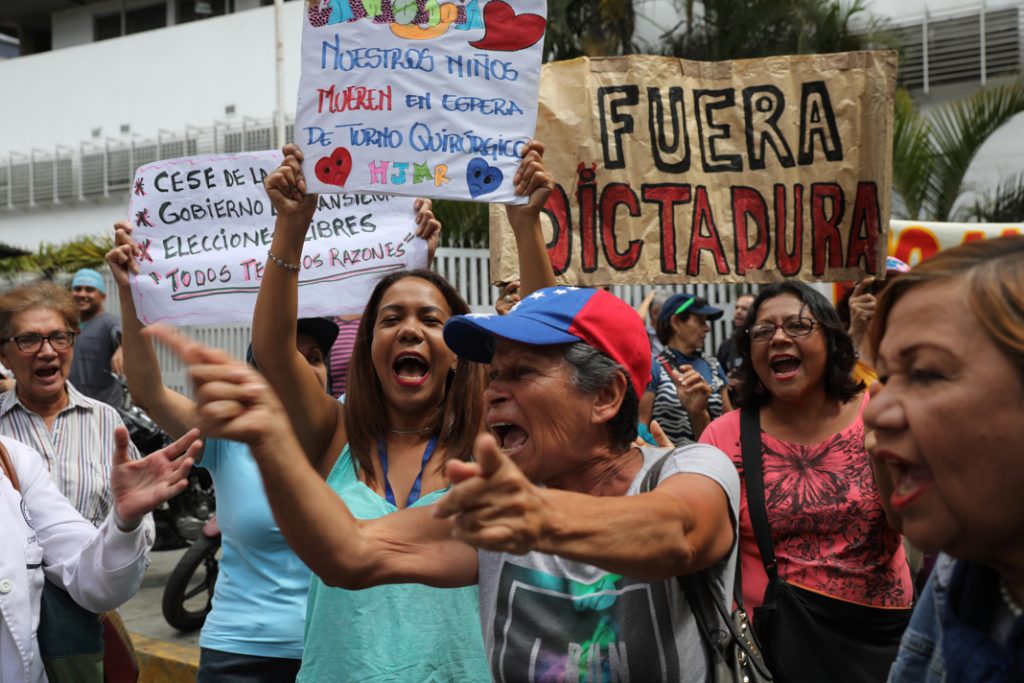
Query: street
121 547 201 649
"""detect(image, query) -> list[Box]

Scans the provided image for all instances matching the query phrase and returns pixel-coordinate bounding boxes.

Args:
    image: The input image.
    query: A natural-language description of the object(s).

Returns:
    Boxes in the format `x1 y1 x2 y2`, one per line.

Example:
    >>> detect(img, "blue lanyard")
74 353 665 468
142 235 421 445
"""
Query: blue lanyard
376 435 438 508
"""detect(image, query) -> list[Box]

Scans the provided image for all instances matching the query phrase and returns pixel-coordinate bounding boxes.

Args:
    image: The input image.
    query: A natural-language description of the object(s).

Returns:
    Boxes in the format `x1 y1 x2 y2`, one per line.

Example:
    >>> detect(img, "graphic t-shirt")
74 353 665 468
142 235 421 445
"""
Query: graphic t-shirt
477 444 740 683
700 396 913 612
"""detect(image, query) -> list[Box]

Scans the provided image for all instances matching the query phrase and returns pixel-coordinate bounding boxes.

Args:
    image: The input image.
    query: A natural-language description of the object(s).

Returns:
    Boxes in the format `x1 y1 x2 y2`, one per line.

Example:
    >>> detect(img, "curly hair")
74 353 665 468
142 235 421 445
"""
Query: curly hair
733 281 864 409
0 281 79 340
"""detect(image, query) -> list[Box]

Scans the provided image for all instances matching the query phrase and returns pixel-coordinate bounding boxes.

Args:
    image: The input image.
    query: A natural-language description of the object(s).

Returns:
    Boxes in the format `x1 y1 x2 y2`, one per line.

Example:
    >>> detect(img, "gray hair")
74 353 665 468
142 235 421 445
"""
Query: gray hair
562 342 639 450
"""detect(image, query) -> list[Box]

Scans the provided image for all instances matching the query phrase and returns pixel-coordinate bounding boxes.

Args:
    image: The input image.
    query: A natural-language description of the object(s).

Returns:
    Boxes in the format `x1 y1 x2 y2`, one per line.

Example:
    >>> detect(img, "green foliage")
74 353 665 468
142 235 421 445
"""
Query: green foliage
658 0 891 60
0 235 113 279
432 200 489 248
545 0 637 61
892 80 1024 221
967 174 1024 222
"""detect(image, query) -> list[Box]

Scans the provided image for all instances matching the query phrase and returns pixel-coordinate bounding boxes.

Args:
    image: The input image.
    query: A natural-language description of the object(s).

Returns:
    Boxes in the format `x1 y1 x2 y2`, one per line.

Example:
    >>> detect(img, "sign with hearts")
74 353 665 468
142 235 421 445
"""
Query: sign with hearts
127 151 426 325
295 0 547 204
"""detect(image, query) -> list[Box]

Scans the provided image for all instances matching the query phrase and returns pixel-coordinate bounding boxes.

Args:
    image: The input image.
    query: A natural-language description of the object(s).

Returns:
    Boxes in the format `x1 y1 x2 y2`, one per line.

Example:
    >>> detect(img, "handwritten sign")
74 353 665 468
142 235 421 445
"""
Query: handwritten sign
127 151 425 325
491 52 898 284
295 0 546 204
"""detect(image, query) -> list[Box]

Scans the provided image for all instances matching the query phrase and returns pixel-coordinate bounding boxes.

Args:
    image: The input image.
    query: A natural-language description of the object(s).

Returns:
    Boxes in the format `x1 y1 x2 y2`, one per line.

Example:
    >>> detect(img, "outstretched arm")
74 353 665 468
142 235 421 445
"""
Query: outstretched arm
506 140 557 297
107 222 197 440
149 326 478 589
436 434 735 582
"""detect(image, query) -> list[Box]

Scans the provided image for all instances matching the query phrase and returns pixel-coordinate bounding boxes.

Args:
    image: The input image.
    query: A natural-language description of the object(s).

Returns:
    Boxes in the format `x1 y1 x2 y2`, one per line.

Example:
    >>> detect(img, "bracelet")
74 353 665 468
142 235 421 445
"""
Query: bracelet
267 250 301 272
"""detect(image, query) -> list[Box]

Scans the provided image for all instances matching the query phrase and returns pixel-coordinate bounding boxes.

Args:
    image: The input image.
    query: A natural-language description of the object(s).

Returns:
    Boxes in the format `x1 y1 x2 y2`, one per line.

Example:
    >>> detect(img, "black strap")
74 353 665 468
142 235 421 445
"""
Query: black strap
740 407 779 582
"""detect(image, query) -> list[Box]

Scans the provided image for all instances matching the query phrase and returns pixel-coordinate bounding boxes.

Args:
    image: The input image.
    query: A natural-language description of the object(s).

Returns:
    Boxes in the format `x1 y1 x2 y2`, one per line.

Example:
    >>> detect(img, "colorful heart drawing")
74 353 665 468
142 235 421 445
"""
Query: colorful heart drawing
468 1 547 52
466 157 503 198
315 148 353 188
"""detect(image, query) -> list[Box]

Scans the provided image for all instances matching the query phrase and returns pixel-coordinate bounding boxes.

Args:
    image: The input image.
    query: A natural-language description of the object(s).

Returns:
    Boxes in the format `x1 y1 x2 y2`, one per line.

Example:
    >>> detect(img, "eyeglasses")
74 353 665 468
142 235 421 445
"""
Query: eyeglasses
747 318 818 343
4 331 77 353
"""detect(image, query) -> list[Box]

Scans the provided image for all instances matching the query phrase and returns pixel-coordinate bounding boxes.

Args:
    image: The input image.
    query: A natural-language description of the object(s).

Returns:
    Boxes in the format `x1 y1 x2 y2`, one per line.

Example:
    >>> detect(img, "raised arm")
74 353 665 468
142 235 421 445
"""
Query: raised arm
150 326 478 589
436 436 735 581
506 140 557 297
107 222 197 440
253 145 341 465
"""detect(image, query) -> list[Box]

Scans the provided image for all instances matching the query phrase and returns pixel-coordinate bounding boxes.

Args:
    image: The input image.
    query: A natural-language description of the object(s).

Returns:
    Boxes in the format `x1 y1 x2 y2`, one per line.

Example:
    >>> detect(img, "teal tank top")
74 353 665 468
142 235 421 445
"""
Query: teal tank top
297 445 490 682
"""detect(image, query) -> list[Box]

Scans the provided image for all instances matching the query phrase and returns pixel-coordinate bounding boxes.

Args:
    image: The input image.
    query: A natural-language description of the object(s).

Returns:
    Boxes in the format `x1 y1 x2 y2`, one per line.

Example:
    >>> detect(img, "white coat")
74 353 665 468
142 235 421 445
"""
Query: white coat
0 436 149 683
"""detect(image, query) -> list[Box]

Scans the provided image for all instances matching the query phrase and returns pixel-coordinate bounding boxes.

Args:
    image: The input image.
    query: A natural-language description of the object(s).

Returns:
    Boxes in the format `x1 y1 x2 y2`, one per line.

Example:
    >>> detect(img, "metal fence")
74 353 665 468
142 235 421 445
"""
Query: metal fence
100 248 753 397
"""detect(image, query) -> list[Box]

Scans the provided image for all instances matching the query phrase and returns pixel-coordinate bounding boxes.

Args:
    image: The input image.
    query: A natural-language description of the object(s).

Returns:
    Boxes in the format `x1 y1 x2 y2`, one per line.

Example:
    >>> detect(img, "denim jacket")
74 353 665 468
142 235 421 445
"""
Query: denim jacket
889 554 1024 682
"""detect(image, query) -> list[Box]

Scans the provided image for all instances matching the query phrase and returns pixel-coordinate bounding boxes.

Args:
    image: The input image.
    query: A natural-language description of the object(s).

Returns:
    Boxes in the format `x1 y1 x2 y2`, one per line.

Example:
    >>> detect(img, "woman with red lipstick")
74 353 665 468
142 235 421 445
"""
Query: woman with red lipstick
866 237 1024 683
700 280 913 683
249 141 555 682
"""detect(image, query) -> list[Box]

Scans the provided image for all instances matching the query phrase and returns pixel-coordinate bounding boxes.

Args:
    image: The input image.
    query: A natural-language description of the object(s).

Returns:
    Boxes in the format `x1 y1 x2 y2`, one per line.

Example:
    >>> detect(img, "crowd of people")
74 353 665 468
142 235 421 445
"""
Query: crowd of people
1 137 1022 683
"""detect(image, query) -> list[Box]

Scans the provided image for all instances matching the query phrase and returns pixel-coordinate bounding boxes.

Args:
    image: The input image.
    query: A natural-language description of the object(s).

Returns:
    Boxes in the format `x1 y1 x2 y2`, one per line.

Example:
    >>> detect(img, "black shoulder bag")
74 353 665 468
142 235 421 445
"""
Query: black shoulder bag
740 407 912 683
641 449 773 683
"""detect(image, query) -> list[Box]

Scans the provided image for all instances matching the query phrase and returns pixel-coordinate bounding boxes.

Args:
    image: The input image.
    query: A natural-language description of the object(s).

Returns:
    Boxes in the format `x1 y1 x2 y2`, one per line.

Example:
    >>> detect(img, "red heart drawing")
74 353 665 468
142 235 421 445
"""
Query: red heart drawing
315 147 352 188
469 1 547 52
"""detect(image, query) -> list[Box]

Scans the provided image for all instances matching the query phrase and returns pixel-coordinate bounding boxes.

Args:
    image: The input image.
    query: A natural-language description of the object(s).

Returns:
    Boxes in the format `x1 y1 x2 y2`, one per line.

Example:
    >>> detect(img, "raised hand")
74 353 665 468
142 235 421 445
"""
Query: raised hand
435 433 545 555
413 198 442 263
506 140 554 229
106 221 140 286
669 364 712 417
265 144 319 224
110 426 200 527
145 325 293 449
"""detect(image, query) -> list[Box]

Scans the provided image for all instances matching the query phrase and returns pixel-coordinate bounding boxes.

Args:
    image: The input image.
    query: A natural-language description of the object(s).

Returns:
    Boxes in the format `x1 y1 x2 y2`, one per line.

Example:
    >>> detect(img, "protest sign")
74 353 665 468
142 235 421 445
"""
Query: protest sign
890 219 1023 265
295 0 546 204
127 151 424 325
491 52 898 284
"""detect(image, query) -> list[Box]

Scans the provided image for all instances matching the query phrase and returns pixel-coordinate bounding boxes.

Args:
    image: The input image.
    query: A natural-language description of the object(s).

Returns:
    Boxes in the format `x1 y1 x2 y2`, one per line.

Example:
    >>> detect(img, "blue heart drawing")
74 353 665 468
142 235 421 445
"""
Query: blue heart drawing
467 158 503 198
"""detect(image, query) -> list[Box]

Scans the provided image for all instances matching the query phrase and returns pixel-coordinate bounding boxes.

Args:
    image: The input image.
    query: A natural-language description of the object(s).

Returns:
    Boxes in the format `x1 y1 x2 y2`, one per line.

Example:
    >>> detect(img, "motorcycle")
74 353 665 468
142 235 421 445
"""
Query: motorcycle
162 515 221 632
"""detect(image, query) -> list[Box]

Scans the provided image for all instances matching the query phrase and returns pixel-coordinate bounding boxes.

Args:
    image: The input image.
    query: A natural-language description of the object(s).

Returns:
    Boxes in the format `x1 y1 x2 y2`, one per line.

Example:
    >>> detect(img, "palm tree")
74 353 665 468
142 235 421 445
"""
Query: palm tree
892 80 1024 221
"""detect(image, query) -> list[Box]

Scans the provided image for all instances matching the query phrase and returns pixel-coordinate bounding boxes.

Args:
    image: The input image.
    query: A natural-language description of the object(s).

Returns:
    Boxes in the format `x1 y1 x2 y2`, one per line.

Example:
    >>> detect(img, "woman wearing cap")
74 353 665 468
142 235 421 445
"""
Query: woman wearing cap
243 141 555 682
640 293 732 445
865 237 1024 682
699 281 913 682
106 227 337 682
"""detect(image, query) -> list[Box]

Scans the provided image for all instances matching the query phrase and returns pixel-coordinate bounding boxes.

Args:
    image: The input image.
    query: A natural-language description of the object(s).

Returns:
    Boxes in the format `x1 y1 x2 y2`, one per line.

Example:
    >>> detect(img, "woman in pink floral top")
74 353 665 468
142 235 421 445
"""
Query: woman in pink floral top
700 281 912 680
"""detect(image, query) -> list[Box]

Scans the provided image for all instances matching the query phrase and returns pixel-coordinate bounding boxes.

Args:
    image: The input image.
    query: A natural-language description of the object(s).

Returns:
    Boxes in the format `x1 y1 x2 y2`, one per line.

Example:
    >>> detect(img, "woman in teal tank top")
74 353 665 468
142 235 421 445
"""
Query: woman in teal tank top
252 157 491 681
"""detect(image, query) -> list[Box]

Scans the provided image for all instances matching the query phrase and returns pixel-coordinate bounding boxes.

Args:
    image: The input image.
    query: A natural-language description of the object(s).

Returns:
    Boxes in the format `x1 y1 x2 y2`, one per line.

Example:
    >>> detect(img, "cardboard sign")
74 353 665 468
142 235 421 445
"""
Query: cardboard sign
491 52 898 284
296 0 547 204
128 151 424 325
890 219 1023 265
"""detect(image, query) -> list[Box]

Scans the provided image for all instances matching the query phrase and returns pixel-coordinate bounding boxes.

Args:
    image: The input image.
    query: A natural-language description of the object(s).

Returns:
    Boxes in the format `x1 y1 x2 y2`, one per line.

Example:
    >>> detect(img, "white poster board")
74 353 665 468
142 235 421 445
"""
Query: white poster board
295 0 547 204
127 151 425 325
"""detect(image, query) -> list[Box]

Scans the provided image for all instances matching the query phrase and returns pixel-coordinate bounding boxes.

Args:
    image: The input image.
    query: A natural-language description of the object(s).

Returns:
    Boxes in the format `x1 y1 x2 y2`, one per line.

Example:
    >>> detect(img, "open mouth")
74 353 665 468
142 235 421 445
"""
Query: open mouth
769 355 801 380
880 453 934 509
392 353 429 387
490 422 529 455
34 366 61 381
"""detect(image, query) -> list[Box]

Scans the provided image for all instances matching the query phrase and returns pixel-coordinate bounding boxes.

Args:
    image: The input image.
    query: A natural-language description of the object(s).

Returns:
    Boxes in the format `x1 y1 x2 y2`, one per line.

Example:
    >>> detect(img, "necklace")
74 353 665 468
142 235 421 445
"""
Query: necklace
999 577 1024 619
387 427 432 435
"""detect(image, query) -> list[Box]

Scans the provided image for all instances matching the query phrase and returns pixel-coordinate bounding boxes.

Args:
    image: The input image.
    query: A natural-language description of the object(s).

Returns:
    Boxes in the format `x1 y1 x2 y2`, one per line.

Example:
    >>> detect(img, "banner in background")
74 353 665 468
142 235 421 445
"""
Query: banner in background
127 151 423 325
890 219 1022 264
296 0 547 203
491 51 898 284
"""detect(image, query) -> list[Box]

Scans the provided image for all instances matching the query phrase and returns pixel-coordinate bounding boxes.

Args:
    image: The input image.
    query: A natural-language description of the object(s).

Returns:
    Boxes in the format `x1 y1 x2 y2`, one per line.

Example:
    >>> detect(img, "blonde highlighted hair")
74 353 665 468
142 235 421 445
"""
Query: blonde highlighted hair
870 236 1024 375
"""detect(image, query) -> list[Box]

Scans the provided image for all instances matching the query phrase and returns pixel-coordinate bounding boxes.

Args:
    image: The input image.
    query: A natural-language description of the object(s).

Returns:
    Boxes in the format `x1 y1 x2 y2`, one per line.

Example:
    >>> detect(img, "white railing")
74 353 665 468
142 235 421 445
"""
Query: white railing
100 248 752 397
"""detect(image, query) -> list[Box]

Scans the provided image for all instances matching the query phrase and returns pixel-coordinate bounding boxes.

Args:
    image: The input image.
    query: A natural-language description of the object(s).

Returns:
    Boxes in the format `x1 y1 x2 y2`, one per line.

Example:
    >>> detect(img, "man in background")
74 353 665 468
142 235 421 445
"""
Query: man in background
68 268 123 407
715 292 754 400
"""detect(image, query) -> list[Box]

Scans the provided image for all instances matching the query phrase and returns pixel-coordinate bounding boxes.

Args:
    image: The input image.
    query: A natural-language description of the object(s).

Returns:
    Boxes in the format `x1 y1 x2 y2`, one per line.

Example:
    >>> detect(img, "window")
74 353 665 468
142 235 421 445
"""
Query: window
178 0 229 23
94 5 168 41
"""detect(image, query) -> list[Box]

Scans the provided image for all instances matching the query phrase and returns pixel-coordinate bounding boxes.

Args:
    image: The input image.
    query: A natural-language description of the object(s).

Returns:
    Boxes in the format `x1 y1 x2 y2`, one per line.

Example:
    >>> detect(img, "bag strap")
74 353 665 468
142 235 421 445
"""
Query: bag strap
740 407 778 581
0 441 19 493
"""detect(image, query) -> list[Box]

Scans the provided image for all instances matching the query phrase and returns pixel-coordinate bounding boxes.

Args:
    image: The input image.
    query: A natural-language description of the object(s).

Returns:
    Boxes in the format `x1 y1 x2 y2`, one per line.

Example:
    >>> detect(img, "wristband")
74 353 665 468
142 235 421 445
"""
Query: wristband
113 509 142 533
267 250 301 272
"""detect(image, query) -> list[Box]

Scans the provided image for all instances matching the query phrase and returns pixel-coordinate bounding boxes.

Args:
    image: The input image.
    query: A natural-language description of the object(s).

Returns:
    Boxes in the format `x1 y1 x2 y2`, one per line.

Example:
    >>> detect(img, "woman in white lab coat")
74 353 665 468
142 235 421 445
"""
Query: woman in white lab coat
0 425 199 683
